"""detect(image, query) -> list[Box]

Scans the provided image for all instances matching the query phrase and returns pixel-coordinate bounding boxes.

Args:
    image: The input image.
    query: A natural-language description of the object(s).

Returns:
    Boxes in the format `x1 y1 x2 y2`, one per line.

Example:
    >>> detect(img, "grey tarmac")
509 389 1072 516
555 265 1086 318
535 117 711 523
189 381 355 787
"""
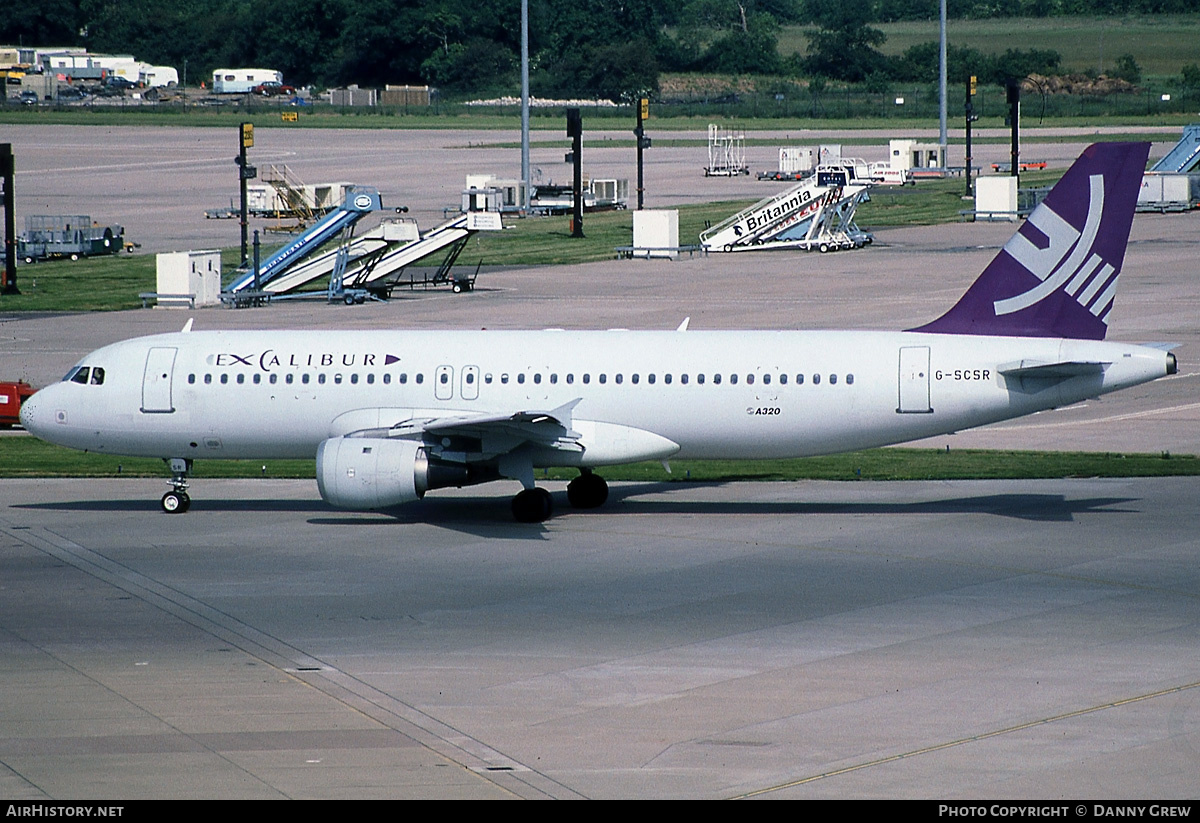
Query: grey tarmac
1 476 1198 799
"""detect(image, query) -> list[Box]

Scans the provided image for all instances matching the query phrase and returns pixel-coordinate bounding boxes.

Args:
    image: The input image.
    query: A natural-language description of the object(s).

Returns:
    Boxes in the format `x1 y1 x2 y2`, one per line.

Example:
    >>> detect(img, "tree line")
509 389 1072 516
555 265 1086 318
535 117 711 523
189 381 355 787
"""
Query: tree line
2 1 1189 99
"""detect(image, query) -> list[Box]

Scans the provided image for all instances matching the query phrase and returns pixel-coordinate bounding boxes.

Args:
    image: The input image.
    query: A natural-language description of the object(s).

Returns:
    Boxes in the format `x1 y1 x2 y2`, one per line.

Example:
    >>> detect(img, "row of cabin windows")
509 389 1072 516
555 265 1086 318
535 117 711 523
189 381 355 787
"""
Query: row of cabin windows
187 371 855 387
189 372 424 386
492 372 854 386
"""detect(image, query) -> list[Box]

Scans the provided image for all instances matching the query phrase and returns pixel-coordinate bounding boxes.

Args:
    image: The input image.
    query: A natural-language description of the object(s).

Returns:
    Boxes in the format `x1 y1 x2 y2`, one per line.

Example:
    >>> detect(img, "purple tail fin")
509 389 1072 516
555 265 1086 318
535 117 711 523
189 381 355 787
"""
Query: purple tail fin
911 142 1149 340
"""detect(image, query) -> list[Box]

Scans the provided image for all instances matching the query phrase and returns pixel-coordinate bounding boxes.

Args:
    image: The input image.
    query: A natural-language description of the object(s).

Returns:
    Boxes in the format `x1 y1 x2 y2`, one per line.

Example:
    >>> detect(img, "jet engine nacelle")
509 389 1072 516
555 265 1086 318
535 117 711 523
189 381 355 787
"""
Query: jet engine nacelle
316 437 427 509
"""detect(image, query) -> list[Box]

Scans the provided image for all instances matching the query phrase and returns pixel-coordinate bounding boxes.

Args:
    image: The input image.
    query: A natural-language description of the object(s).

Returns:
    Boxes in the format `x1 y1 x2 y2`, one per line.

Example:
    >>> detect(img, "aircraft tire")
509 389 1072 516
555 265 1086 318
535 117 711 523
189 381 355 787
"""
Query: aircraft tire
567 474 608 509
161 491 189 514
512 488 553 523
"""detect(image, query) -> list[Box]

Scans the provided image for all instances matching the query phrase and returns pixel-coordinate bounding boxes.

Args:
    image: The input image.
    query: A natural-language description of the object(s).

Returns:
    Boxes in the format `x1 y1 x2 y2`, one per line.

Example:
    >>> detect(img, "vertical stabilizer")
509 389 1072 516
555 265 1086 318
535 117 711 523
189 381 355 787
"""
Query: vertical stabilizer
911 142 1149 340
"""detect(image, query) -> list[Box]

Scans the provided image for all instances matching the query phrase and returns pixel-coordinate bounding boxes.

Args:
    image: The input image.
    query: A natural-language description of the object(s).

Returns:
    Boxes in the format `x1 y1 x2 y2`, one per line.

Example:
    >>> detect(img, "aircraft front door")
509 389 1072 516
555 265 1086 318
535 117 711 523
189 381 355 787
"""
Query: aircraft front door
897 346 932 414
142 347 177 413
434 365 454 400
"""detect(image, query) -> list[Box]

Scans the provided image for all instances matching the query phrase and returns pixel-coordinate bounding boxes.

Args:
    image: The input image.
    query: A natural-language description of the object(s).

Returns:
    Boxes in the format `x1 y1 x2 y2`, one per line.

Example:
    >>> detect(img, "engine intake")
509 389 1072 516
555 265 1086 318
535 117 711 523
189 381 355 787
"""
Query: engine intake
316 437 495 510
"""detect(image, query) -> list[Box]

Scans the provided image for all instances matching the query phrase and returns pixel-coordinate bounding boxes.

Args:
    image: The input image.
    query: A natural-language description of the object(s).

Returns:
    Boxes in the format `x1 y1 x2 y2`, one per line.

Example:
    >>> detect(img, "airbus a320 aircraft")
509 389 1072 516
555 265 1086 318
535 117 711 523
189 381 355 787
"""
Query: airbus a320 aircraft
21 143 1177 522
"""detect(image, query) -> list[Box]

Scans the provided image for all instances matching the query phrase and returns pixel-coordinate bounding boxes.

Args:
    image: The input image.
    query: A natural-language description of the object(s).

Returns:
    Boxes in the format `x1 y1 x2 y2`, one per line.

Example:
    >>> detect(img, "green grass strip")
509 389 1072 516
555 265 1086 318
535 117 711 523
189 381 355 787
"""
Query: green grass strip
2 436 1195 483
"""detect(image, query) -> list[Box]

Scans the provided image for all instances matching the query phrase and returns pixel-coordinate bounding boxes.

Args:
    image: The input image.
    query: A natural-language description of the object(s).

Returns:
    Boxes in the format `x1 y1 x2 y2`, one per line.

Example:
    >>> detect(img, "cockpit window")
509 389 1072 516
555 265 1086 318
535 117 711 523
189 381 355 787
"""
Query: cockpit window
64 366 105 385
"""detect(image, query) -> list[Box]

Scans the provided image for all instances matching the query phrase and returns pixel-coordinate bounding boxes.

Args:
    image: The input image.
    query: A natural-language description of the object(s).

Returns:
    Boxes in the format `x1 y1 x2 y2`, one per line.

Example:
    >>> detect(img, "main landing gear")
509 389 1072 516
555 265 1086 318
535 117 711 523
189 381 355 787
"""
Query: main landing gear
161 457 192 514
567 470 608 509
511 487 553 523
510 471 609 523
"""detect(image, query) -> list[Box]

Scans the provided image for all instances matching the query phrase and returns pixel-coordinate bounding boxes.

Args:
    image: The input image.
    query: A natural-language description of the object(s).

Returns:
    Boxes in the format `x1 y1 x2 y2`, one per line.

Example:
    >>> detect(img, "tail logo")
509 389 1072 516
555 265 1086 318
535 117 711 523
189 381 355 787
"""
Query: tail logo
995 174 1119 323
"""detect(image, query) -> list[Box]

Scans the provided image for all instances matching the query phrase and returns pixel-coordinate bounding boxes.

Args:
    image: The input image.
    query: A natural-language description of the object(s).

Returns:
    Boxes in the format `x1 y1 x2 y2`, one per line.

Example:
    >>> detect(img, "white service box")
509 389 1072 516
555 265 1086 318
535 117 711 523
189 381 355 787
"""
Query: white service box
975 176 1019 221
155 250 222 307
632 209 679 259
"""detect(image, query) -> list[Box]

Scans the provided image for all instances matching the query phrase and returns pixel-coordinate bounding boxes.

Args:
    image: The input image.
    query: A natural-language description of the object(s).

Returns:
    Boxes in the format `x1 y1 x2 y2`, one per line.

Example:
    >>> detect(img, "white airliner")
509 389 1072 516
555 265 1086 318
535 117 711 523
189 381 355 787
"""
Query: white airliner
20 143 1177 522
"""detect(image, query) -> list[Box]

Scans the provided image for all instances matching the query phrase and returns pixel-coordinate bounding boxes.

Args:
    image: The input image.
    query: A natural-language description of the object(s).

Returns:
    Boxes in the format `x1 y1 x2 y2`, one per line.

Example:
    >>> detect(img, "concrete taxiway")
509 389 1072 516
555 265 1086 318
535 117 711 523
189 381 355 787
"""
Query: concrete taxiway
1 125 1198 798
1 477 1198 798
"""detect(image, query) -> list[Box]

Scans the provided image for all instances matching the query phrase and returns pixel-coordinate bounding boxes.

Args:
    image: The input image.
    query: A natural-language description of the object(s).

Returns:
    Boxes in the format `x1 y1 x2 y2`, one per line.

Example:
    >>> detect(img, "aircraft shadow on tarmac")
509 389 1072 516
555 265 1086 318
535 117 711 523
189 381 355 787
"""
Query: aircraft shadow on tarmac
16 484 1140 537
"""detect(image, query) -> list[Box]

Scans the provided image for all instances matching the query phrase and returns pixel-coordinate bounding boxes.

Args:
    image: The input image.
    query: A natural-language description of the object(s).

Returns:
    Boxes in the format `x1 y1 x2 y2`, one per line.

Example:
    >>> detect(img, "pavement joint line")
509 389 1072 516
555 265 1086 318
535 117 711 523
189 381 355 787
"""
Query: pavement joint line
2 523 583 800
732 679 1200 799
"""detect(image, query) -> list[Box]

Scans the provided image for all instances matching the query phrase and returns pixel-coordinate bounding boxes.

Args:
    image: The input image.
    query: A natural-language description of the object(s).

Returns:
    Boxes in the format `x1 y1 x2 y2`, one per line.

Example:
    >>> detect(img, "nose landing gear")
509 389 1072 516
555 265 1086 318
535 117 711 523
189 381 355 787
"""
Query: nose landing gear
161 457 193 513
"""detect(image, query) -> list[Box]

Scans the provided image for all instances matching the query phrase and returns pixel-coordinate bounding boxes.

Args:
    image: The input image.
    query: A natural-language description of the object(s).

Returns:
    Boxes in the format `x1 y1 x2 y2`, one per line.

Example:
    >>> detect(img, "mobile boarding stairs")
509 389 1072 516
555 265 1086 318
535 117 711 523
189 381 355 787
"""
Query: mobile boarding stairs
225 187 501 302
699 163 873 253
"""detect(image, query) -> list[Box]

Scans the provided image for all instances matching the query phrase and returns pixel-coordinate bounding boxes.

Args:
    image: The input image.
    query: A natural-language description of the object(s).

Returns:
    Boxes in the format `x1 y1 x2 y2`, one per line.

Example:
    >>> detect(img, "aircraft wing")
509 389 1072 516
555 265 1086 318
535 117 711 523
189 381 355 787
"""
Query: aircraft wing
383 399 584 462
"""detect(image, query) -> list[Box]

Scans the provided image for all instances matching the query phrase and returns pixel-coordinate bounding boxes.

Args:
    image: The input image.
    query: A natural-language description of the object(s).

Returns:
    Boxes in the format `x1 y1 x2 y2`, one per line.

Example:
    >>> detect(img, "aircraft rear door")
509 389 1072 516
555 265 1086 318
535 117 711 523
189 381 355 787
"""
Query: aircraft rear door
897 346 932 414
141 347 177 413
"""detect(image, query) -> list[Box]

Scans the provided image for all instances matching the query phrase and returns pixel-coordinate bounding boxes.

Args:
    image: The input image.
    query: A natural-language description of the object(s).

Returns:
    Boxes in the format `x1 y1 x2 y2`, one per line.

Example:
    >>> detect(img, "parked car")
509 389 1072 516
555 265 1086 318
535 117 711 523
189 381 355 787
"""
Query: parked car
104 75 137 90
56 85 86 101
252 81 296 96
19 90 38 106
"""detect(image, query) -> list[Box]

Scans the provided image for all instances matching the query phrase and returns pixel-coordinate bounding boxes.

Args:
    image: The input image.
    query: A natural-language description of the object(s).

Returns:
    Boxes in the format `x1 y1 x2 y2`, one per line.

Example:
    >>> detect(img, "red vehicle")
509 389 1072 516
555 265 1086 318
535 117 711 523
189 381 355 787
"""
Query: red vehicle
252 81 296 96
0 381 35 428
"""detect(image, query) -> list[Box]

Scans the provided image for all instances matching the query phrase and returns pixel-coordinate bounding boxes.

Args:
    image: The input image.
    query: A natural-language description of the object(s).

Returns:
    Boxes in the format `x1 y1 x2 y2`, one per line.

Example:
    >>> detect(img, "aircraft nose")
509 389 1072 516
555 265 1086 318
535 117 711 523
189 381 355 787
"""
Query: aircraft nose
18 391 42 434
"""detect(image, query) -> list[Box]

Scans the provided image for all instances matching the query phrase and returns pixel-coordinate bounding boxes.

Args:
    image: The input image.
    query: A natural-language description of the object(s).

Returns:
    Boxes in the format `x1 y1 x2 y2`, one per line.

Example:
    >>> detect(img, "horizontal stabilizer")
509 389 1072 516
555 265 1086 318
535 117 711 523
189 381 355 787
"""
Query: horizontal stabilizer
998 360 1108 379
